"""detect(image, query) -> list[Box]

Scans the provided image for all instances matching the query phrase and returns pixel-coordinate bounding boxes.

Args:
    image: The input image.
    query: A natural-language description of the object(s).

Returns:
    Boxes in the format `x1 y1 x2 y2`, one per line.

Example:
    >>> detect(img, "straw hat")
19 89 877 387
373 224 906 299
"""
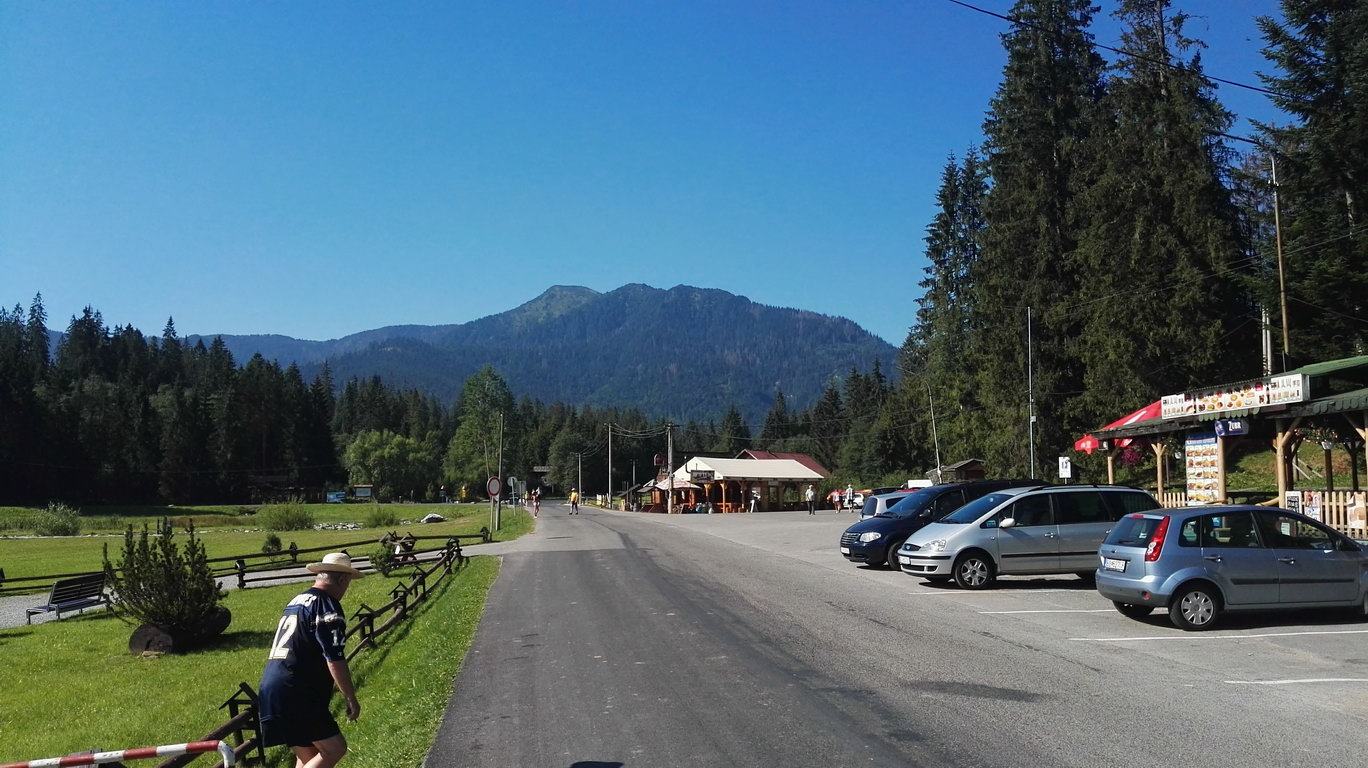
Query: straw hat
307 552 366 578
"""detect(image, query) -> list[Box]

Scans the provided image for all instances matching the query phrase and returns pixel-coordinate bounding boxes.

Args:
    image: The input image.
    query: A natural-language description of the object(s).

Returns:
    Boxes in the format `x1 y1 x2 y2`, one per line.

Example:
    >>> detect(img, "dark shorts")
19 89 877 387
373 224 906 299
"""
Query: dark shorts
258 685 340 748
259 707 341 748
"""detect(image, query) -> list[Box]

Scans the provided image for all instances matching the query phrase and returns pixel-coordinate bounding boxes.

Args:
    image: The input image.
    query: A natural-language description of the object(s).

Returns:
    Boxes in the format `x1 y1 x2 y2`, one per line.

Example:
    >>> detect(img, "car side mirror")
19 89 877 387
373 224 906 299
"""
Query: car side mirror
999 518 1016 530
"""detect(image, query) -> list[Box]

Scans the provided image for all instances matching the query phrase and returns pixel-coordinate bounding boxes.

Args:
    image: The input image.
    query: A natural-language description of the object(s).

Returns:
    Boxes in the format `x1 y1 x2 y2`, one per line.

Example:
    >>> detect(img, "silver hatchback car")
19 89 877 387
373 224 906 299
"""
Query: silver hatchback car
1096 505 1368 630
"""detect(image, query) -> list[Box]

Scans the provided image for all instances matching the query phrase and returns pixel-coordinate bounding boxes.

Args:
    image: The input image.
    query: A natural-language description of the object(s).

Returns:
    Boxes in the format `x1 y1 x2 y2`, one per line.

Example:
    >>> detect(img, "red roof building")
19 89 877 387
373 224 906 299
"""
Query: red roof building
736 449 831 479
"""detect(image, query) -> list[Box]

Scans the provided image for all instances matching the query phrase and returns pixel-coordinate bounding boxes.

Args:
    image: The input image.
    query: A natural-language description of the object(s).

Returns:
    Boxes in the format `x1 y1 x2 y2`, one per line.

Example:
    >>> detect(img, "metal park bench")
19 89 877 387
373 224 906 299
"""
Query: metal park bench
25 572 110 624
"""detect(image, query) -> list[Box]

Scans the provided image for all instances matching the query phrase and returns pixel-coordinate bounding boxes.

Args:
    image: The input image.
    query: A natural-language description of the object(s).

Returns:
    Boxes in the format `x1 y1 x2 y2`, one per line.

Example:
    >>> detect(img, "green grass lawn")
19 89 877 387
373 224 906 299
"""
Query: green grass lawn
0 556 500 767
0 503 532 586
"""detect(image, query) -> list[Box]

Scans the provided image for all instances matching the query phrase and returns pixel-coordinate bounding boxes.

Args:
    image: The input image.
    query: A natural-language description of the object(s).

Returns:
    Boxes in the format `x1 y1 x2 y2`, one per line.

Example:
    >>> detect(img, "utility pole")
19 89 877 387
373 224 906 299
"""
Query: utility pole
607 423 613 508
666 423 675 515
926 384 942 480
1027 306 1037 479
1271 153 1290 370
577 451 583 498
495 411 503 531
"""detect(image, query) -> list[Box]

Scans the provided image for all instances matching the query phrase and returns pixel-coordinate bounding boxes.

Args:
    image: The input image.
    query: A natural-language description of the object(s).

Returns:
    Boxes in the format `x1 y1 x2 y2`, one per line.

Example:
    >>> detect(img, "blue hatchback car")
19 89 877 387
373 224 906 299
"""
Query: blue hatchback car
1096 505 1368 630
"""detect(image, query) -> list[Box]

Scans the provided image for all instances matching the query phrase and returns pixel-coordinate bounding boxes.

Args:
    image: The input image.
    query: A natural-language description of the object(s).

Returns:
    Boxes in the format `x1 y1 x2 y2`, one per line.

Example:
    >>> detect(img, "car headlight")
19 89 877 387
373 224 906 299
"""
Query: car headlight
858 531 883 543
928 539 948 552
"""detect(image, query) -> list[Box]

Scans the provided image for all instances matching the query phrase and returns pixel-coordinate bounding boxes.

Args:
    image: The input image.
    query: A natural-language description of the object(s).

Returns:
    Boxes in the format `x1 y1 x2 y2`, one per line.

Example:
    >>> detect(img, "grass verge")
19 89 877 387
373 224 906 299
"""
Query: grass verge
0 556 499 766
0 504 532 585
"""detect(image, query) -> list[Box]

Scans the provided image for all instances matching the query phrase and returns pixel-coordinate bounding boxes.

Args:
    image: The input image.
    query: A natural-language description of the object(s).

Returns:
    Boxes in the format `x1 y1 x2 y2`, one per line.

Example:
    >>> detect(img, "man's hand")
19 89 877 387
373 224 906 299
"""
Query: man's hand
346 697 361 721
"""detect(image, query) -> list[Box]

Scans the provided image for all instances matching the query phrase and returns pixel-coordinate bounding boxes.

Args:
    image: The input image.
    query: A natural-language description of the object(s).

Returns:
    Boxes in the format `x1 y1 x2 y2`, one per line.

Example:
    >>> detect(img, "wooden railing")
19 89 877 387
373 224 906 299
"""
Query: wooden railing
156 541 469 767
0 528 491 597
1311 490 1368 540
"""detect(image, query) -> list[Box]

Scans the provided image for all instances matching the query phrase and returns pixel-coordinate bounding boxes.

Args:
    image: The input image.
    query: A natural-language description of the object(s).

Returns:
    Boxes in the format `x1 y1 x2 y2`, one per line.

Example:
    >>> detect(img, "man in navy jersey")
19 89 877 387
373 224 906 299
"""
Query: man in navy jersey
259 552 365 768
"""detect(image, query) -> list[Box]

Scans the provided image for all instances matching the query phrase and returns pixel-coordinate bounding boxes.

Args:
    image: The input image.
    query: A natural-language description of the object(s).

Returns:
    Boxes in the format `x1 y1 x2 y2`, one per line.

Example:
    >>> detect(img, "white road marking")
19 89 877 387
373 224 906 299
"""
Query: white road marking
906 589 1082 597
1225 678 1368 686
1072 629 1368 642
980 609 1114 614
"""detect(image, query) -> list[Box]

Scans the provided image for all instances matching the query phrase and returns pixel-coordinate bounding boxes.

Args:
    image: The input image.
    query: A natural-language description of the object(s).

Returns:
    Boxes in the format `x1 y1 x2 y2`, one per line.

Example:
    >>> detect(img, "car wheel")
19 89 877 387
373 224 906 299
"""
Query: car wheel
953 552 995 590
1112 601 1154 620
1169 583 1220 631
885 538 908 570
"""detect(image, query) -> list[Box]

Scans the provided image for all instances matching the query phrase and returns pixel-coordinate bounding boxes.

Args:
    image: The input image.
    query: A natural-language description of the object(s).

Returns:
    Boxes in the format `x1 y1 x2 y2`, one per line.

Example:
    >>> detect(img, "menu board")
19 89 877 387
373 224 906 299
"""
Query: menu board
1162 374 1308 420
1350 493 1367 529
1302 490 1323 521
1185 432 1220 504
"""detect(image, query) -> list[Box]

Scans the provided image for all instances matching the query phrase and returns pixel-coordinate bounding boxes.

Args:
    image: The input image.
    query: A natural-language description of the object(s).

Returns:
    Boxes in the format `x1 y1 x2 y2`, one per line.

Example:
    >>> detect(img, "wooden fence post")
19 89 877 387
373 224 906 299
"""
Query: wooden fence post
235 560 247 591
288 542 299 563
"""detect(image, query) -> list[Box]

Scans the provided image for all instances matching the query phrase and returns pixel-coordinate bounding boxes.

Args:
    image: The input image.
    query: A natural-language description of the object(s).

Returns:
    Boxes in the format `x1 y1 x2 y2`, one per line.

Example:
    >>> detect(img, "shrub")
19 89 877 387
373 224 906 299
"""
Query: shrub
369 543 397 577
33 502 82 536
104 519 227 642
257 500 315 531
364 505 399 528
261 532 283 554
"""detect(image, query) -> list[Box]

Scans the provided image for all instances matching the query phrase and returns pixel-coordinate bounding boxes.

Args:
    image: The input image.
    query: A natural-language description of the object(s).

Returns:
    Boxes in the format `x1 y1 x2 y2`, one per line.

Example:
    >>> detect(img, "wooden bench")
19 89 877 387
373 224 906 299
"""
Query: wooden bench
26 573 110 624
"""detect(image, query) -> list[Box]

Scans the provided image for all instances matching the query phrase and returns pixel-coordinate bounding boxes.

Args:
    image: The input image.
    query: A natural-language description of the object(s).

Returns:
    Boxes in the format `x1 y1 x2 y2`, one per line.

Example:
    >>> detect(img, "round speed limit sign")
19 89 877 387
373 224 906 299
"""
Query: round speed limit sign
486 476 502 498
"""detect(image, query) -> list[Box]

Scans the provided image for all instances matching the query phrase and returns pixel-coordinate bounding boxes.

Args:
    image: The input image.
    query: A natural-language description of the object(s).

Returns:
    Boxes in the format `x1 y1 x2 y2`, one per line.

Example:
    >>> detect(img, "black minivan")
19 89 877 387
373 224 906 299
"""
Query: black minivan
838 480 1042 568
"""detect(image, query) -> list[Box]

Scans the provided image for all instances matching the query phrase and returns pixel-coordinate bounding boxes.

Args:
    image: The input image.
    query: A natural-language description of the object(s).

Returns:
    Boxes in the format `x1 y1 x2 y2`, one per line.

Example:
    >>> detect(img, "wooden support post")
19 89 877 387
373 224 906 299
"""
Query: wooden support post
1216 434 1228 503
1274 417 1303 503
1105 444 1119 485
1150 442 1167 496
1346 414 1368 492
1324 444 1335 492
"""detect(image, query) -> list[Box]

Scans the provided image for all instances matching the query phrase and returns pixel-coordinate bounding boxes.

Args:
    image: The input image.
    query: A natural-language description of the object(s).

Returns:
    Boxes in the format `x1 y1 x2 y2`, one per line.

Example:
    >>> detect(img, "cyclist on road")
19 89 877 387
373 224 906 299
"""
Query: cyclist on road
569 488 580 514
531 488 540 517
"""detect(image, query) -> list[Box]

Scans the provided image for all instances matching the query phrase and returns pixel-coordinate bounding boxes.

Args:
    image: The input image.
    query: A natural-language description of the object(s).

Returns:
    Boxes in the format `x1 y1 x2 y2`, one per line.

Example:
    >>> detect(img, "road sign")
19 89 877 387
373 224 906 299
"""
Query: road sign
486 476 502 498
1057 457 1072 479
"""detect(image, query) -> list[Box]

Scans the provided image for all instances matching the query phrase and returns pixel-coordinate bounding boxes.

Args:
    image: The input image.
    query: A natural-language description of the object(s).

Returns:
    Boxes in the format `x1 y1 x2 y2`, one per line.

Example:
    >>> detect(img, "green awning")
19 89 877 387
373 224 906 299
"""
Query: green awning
1288 387 1368 418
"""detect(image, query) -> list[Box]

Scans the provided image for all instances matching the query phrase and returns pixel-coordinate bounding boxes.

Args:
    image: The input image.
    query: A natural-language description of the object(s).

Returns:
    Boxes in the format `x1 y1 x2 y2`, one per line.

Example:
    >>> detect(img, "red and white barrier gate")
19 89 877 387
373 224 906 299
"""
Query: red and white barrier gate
0 739 234 768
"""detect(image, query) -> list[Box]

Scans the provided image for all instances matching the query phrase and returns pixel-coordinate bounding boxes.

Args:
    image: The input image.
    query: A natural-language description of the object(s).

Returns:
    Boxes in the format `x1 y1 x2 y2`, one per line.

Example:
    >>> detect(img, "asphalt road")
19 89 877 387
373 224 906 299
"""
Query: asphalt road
425 503 1368 768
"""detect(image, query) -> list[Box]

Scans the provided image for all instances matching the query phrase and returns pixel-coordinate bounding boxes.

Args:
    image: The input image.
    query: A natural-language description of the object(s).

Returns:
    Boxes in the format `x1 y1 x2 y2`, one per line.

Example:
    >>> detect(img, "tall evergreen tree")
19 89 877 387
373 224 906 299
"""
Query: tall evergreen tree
971 0 1105 475
1070 0 1256 432
757 390 791 447
1257 0 1368 361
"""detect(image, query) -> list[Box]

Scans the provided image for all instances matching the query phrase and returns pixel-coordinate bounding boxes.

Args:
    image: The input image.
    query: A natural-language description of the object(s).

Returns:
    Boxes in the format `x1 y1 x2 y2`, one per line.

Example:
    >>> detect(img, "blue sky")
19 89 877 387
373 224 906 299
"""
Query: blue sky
1 0 1284 345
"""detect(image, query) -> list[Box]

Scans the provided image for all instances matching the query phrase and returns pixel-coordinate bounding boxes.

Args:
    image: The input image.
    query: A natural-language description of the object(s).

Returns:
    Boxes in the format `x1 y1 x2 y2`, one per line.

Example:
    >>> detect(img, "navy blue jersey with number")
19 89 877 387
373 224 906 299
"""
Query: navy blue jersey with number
259 588 347 705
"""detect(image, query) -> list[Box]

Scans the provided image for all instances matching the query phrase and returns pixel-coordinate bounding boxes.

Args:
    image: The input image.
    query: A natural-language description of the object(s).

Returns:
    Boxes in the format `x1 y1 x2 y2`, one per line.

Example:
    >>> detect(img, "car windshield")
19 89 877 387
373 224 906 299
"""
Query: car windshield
879 488 939 518
938 493 1012 524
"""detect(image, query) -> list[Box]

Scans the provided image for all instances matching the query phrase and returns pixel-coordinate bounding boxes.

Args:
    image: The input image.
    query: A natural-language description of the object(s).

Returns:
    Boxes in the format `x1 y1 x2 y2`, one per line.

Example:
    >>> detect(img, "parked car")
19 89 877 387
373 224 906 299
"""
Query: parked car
1096 505 1368 630
858 490 917 520
897 484 1161 588
840 480 1040 568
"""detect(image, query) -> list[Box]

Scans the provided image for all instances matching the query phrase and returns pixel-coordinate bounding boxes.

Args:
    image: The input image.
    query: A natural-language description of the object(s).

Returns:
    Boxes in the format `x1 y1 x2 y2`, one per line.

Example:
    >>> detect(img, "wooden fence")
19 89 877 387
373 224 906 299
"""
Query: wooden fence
1157 489 1367 539
0 528 490 597
156 541 468 768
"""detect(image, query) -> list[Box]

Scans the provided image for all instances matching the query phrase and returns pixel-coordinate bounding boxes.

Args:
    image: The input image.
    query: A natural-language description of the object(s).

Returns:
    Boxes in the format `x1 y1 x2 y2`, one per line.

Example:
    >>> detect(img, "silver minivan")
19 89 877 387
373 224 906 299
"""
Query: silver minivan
897 485 1160 589
858 490 916 520
1097 505 1368 630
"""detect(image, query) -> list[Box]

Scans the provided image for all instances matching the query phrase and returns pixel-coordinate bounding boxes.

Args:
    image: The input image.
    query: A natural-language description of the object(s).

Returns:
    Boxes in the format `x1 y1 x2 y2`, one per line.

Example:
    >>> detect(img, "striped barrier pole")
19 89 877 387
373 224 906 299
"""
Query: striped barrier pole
0 739 234 768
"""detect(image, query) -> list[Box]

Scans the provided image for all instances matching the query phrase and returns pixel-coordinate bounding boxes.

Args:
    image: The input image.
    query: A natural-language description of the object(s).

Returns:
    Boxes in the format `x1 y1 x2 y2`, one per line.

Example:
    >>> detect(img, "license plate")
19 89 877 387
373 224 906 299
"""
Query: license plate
840 547 850 554
1103 557 1127 572
899 556 912 565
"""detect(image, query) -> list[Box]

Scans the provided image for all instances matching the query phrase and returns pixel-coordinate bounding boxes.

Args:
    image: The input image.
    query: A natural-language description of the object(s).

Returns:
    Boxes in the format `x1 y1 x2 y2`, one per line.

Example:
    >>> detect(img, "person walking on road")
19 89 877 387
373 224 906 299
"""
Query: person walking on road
258 552 364 768
845 484 855 512
805 484 816 515
531 488 540 517
569 488 580 514
748 488 759 514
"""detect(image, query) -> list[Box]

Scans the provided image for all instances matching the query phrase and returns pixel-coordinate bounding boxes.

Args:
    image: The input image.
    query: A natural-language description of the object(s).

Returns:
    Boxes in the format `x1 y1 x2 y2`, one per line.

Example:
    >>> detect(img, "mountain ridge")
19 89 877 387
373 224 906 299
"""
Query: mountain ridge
181 283 896 421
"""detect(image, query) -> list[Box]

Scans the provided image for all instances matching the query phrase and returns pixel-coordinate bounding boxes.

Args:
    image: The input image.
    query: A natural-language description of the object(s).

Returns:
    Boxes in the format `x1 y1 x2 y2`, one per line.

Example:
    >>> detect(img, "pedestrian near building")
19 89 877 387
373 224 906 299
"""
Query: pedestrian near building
748 488 759 513
258 552 365 768
805 484 816 515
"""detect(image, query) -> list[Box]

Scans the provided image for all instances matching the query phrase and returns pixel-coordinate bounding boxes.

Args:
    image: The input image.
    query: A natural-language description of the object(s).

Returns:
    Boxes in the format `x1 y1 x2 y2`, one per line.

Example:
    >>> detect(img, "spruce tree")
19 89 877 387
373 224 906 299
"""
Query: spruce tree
1070 0 1256 433
972 0 1105 474
1257 0 1368 361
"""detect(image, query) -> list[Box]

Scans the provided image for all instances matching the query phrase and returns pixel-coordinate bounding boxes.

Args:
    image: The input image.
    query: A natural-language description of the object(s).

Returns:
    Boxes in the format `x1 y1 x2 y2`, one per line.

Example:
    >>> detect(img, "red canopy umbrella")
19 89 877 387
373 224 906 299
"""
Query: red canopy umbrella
1073 401 1162 455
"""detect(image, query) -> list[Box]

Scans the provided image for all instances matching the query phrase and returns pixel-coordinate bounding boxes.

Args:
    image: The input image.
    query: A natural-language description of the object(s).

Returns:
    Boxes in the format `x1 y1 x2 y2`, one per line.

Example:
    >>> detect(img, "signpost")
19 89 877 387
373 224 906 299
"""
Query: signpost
487 476 502 534
1057 457 1072 482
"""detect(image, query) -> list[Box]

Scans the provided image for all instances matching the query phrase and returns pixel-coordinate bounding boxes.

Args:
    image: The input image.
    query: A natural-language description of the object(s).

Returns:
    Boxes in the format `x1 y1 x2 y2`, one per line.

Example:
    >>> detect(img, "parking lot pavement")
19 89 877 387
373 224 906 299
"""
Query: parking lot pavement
622 507 1368 712
430 505 1368 767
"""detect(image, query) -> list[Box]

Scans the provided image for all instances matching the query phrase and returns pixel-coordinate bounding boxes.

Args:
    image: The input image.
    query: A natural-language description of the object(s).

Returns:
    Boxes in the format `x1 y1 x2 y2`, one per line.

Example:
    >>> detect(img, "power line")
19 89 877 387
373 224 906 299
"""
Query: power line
943 0 1300 102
